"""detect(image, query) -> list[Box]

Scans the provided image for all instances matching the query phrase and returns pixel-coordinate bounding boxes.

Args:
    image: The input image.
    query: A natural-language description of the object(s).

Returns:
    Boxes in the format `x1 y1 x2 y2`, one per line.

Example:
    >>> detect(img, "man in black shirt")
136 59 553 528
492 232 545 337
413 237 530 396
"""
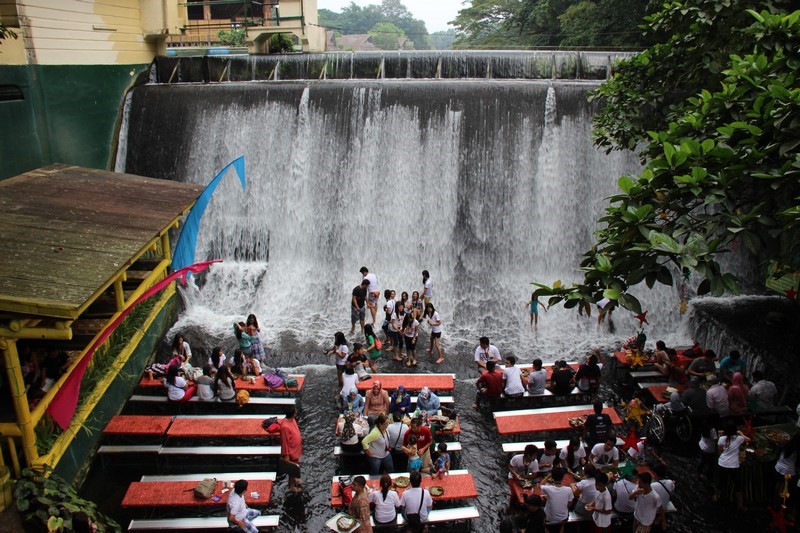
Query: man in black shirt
549 360 575 395
350 278 369 334
523 494 546 533
583 400 614 449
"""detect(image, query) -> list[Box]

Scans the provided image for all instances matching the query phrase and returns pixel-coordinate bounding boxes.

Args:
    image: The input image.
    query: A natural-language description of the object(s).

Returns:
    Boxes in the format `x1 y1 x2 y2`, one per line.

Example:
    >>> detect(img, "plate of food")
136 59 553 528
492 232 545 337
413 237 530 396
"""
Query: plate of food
430 486 445 497
764 430 791 444
324 513 361 533
520 479 536 490
394 476 411 488
568 417 585 427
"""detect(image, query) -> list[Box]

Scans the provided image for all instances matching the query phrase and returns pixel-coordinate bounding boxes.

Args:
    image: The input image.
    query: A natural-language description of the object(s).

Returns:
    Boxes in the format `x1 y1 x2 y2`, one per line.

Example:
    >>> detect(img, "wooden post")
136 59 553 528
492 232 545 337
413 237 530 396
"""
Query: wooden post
114 278 125 311
0 340 38 468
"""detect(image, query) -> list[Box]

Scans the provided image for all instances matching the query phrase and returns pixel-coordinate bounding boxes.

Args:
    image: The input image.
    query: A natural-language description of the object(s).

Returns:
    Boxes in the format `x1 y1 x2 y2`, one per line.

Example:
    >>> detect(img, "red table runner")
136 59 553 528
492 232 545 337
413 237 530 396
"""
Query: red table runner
122 479 272 507
167 417 279 438
645 384 689 404
495 407 622 436
330 473 477 506
103 415 173 436
356 374 454 392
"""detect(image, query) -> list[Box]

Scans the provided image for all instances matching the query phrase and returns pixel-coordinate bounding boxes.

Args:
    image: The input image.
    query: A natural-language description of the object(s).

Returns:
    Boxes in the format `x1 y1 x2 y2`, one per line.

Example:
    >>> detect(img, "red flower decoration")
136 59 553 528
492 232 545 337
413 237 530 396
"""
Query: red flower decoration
621 427 644 451
768 506 794 533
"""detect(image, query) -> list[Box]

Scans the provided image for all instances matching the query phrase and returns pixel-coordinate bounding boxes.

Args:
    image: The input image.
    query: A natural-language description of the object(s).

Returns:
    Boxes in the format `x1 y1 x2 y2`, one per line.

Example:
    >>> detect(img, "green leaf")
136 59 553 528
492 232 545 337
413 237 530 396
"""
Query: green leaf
663 142 676 166
656 267 674 286
596 254 612 272
618 175 635 194
697 278 711 295
619 292 642 313
603 288 621 300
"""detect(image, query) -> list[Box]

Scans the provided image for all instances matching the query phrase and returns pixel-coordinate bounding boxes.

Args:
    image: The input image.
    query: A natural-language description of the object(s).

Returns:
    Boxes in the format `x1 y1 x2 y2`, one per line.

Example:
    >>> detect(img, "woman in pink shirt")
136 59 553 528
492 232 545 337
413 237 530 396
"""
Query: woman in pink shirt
364 380 391 416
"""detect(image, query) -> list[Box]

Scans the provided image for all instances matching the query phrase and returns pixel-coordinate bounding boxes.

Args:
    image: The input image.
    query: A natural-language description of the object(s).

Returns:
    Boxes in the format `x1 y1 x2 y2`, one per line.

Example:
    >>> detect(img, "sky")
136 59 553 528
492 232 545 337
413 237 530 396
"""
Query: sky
316 0 465 33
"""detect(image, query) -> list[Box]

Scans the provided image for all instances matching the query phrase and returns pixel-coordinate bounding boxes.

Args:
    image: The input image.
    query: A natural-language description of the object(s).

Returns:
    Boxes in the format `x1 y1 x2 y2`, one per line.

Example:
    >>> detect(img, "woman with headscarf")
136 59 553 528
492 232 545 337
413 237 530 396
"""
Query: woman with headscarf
365 380 391 417
416 387 441 416
338 410 367 453
344 387 365 415
727 372 750 418
390 385 411 416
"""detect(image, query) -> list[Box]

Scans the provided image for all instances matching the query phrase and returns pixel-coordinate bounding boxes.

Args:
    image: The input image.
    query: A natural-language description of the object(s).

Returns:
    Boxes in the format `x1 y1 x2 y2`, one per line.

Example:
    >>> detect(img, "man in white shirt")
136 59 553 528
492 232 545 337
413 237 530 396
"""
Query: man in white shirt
508 444 540 482
541 468 573 527
612 472 638 514
650 464 675 508
630 472 667 531
705 375 730 417
474 337 501 371
227 479 261 533
399 471 433 524
748 370 778 412
360 266 380 325
590 438 620 470
502 356 526 398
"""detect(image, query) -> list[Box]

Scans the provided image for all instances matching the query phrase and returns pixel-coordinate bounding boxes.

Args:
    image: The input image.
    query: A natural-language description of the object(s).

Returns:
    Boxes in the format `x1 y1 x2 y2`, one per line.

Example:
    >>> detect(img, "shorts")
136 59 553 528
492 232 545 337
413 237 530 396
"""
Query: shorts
717 465 743 492
404 336 416 350
633 520 652 533
351 305 366 324
278 459 301 478
421 447 433 469
409 458 423 471
430 331 441 339
368 293 378 307
424 297 431 306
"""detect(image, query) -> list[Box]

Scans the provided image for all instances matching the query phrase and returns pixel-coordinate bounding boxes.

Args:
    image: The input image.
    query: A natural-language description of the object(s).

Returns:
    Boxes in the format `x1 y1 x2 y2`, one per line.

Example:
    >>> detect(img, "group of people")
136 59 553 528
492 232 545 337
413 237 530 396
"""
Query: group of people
349 267 443 366
347 471 435 533
474 341 604 409
157 314 267 403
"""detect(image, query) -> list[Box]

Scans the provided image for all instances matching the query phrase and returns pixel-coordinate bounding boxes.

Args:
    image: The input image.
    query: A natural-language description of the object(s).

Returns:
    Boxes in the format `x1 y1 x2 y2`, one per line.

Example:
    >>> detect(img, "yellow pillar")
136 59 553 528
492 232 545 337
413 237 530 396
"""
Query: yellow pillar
161 233 171 263
7 438 20 478
114 278 125 311
0 340 38 467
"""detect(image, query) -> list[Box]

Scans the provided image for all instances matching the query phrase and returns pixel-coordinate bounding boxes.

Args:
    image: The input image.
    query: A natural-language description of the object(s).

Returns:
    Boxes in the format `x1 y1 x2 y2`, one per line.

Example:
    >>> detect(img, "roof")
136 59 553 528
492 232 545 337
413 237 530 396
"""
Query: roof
337 34 380 51
0 164 204 319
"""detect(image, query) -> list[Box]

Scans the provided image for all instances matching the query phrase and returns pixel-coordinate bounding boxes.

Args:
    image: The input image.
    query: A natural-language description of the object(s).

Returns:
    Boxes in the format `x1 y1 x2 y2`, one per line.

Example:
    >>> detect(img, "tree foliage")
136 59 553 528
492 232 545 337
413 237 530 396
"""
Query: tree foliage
534 2 800 315
451 0 650 49
217 28 246 47
369 22 406 50
320 0 431 49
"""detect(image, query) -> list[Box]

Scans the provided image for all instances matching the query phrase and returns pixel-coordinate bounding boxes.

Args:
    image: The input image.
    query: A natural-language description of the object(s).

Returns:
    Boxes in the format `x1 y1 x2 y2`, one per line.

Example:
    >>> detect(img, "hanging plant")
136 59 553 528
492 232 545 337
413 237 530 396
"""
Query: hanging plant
14 467 120 532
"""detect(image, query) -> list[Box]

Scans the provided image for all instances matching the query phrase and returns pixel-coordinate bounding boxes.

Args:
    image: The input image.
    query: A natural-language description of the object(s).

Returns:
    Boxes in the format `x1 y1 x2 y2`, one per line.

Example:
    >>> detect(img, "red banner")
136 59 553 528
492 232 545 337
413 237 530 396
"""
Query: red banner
46 260 220 430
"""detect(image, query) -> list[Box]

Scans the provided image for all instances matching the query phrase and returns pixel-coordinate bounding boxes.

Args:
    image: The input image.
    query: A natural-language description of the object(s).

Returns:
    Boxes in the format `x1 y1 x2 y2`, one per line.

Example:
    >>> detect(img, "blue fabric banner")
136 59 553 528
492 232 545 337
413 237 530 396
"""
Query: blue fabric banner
171 156 246 271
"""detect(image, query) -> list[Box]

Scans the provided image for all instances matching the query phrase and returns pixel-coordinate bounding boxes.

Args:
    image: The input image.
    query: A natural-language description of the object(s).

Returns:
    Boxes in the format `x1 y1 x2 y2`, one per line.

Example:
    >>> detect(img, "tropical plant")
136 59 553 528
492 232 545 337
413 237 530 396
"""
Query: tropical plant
217 27 246 47
14 467 120 532
268 33 295 54
369 21 406 50
533 3 800 314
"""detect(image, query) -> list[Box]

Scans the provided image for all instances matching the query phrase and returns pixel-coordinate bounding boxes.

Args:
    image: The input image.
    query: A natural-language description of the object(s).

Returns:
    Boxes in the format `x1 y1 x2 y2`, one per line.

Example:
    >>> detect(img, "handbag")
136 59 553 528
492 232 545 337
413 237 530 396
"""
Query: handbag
404 489 426 532
193 478 217 499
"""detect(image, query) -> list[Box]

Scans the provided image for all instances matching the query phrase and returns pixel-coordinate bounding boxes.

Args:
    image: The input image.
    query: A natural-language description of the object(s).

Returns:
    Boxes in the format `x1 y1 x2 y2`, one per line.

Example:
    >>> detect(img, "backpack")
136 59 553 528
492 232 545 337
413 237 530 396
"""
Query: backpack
374 337 383 350
193 478 217 499
284 377 299 389
338 475 354 506
264 372 284 389
235 389 250 407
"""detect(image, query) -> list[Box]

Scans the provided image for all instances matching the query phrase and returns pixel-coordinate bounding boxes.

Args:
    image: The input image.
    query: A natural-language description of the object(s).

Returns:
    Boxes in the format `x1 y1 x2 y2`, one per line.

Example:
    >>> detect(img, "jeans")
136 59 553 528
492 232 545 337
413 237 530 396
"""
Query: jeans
368 453 394 475
231 509 261 533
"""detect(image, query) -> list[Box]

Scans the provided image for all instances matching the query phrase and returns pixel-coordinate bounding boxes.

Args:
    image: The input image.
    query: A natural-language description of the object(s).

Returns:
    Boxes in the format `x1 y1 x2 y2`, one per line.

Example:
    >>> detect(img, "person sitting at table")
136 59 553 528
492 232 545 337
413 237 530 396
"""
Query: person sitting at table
163 364 196 403
474 360 504 409
348 343 373 381
338 410 367 454
589 437 620 470
245 353 262 376
537 440 563 474
655 347 689 386
404 417 434 474
341 366 360 407
227 479 261 533
583 400 614 449
386 412 409 470
344 387 365 415
575 354 602 394
727 371 749 419
560 436 587 473
681 379 710 419
522 494 546 533
364 380 391 418
687 349 717 382
653 340 669 367
548 360 575 395
571 464 598 518
348 476 373 533
390 385 411 416
655 392 686 416
540 468 572 533
508 444 540 486
208 346 226 374
719 350 746 382
706 375 730 418
474 336 502 371
502 356 526 398
369 474 401 527
527 359 547 395
748 370 778 412
399 471 433 533
416 387 441 416
215 365 237 402
196 365 216 402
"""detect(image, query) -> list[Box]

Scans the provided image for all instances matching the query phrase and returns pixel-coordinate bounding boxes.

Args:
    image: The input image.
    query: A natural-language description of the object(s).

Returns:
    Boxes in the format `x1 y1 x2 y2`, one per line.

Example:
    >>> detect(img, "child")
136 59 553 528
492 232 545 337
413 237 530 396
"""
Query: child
585 471 612 532
403 434 422 472
525 291 548 331
434 442 450 478
540 468 572 533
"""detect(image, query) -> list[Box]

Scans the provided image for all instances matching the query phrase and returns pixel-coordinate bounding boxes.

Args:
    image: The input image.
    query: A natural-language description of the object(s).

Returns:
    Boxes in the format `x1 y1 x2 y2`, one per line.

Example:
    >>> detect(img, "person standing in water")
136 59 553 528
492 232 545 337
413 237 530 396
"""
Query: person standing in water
245 314 266 362
525 291 547 331
421 270 433 306
360 266 380 325
424 302 444 364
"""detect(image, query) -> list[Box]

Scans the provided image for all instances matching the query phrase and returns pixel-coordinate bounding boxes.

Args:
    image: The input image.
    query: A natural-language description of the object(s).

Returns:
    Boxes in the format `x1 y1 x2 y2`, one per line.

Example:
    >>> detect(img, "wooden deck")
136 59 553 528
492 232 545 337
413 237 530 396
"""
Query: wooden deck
0 164 203 318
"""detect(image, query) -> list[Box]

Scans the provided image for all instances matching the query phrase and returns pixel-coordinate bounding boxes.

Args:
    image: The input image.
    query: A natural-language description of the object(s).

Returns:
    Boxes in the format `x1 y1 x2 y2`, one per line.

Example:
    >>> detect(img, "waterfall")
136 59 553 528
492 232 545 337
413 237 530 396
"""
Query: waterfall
118 77 690 356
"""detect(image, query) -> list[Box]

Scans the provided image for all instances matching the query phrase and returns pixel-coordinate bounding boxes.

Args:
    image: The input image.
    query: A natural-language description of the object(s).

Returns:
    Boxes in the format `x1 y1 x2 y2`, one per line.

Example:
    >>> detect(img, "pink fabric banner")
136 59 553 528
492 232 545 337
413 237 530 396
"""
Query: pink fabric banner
46 260 220 430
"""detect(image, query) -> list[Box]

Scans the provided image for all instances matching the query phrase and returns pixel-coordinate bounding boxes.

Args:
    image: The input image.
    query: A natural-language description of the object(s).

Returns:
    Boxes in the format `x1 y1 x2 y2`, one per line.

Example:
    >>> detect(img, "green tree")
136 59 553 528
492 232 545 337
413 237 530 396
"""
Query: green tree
430 29 457 50
369 21 406 49
533 1 800 314
558 0 648 48
451 0 529 49
217 28 246 47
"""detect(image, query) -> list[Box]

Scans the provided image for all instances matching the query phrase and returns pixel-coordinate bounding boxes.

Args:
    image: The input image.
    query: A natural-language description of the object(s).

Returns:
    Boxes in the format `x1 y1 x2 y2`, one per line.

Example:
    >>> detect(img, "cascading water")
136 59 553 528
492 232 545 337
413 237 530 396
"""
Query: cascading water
117 76 688 358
